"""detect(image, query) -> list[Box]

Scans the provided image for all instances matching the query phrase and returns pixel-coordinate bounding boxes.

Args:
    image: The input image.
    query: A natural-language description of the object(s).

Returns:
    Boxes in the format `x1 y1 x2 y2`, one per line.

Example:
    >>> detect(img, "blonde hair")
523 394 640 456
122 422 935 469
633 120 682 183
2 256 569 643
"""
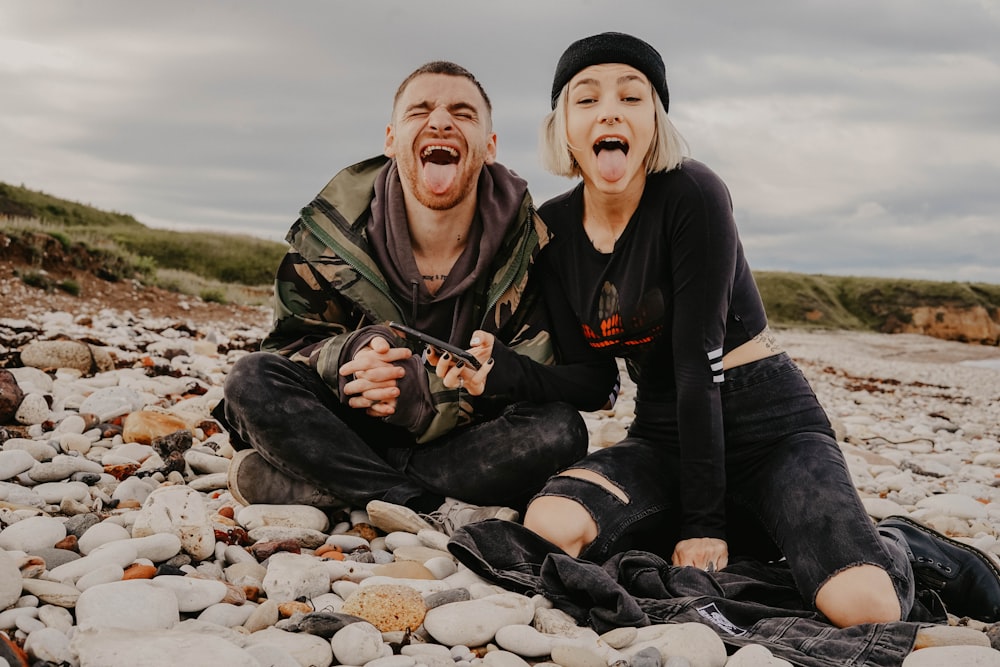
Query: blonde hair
539 83 688 178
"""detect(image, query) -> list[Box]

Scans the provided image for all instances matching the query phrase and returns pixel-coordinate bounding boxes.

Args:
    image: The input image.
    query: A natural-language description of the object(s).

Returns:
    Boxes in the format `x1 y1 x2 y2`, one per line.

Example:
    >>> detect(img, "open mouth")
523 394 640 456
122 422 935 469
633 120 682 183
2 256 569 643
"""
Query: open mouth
593 137 629 182
420 145 460 194
593 137 629 156
421 145 460 165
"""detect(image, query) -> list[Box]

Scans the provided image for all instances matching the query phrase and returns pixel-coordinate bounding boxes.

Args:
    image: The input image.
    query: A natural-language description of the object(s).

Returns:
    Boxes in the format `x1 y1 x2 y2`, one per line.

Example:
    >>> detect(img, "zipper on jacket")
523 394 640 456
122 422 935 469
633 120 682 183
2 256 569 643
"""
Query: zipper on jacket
481 208 537 325
410 280 419 323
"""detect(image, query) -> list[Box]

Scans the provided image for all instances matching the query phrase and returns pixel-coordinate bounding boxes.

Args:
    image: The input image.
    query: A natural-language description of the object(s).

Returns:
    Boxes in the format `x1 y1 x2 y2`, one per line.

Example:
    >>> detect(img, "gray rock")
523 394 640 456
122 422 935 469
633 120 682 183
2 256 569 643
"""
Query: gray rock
33 546 82 571
631 647 663 667
425 587 471 609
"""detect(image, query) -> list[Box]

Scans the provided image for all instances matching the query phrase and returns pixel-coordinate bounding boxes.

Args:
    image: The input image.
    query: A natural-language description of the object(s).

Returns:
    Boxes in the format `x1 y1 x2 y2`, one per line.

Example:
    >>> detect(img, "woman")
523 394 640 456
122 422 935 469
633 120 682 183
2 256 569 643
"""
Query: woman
518 31 914 628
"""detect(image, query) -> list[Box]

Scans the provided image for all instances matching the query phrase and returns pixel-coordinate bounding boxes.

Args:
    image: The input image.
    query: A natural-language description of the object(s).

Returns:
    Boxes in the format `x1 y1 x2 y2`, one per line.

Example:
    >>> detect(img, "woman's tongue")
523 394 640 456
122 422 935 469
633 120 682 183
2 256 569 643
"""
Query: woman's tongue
423 161 459 194
596 147 627 182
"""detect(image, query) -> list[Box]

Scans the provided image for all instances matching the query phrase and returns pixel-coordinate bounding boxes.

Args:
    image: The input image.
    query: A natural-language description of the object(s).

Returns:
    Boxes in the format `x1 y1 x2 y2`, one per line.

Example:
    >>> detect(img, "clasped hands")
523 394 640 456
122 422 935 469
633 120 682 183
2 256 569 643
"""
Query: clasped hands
338 331 495 417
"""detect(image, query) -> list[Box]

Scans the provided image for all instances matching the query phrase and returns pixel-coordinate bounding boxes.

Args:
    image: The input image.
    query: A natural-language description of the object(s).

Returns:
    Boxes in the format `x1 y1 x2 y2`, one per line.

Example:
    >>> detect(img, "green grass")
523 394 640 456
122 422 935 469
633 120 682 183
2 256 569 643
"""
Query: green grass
756 271 1000 332
1 181 286 287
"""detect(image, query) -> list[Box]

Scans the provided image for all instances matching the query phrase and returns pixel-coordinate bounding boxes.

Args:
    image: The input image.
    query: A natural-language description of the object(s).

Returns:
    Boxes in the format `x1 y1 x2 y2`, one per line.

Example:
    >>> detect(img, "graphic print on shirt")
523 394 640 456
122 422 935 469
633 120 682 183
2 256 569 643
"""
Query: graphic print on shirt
581 281 665 351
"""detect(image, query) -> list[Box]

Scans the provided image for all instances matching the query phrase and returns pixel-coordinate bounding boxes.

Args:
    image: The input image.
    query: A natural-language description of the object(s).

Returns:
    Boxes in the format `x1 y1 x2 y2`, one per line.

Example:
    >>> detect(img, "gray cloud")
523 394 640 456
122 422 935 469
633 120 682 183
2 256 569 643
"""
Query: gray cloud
2 0 998 282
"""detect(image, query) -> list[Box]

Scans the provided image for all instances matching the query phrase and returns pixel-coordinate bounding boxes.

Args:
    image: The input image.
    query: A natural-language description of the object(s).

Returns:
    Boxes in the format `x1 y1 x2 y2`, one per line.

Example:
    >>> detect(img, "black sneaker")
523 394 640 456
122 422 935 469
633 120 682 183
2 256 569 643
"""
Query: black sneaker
878 514 1000 622
227 450 345 509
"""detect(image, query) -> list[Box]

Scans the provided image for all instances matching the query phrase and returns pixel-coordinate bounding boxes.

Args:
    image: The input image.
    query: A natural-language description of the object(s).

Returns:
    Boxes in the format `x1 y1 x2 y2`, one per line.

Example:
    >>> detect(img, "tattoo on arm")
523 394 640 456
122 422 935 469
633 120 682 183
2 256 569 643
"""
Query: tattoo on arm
753 327 782 353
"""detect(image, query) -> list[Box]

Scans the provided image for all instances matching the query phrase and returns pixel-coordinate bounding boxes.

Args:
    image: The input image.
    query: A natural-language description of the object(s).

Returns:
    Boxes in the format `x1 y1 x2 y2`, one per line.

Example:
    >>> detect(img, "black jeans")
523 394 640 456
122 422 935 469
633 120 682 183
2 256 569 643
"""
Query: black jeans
528 353 915 615
220 352 589 511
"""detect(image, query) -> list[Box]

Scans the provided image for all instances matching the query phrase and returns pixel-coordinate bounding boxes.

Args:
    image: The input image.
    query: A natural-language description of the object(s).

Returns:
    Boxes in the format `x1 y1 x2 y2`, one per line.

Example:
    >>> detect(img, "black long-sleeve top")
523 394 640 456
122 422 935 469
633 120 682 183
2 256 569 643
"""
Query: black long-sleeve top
535 159 769 540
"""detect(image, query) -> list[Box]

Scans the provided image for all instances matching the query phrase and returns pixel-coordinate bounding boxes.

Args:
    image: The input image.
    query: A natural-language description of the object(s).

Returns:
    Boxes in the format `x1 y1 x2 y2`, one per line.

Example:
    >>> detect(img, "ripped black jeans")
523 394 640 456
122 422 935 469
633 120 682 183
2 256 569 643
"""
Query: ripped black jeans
527 352 915 615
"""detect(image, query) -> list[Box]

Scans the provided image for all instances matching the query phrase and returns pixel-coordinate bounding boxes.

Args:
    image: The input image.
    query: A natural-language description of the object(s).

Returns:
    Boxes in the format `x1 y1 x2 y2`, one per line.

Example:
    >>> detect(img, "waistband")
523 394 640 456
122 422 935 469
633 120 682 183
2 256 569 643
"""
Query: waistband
636 352 797 404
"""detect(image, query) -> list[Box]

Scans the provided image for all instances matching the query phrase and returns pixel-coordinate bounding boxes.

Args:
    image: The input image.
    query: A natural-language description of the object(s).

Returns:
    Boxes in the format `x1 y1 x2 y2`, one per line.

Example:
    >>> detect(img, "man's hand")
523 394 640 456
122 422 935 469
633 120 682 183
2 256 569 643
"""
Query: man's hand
338 336 411 417
672 537 729 572
427 330 495 395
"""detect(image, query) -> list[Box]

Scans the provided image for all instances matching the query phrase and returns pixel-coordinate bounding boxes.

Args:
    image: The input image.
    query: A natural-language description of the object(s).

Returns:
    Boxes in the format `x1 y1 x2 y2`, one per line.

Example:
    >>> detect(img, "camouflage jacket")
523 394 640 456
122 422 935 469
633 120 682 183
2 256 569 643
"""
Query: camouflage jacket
259 155 614 444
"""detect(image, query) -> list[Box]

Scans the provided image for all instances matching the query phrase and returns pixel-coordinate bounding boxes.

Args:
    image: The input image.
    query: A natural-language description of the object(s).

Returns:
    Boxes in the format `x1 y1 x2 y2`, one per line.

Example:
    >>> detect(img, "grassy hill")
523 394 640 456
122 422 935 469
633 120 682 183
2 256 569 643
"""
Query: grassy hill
755 271 1000 334
3 181 999 338
0 181 286 290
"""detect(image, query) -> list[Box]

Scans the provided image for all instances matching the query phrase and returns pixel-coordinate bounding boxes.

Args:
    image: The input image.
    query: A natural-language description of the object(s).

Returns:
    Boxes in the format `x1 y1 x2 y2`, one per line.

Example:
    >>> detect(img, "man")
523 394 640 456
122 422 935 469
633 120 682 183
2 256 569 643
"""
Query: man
218 61 617 535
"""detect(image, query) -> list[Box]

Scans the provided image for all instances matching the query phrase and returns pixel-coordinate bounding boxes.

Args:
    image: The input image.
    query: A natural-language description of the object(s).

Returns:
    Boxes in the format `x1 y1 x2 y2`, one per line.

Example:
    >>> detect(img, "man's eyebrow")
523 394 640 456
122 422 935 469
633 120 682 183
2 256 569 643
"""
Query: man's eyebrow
447 102 479 116
402 101 480 117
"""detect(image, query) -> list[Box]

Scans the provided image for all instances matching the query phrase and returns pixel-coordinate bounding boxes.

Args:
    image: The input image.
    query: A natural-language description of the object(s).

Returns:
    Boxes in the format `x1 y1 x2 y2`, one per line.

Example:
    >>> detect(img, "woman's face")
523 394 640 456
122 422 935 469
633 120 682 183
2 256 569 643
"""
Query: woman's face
565 63 656 195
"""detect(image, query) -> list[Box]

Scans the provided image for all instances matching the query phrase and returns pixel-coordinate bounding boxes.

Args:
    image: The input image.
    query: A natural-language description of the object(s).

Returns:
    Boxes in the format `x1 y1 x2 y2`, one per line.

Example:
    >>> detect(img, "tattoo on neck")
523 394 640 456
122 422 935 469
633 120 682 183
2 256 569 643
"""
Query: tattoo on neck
422 274 448 282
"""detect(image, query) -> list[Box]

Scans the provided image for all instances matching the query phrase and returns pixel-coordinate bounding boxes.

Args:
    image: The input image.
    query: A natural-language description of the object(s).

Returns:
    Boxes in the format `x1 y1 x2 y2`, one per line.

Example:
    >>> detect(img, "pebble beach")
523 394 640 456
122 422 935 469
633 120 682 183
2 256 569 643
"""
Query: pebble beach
3 301 1000 667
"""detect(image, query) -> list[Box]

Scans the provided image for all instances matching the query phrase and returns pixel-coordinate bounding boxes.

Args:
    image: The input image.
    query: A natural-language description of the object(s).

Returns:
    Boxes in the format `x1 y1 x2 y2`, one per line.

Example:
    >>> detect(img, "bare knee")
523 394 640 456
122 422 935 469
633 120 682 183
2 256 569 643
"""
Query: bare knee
815 564 901 627
523 495 596 557
524 469 626 557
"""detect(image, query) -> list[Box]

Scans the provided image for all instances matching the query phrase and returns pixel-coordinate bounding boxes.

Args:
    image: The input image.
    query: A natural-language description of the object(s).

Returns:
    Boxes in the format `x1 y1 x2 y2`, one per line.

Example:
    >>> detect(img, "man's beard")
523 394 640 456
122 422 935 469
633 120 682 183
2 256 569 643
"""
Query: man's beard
399 157 480 211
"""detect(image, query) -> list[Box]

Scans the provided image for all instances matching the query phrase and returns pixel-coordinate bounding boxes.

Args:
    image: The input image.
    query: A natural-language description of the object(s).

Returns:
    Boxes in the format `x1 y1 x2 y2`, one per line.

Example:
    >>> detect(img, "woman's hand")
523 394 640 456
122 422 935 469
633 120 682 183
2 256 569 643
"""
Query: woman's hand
672 537 729 572
427 330 495 396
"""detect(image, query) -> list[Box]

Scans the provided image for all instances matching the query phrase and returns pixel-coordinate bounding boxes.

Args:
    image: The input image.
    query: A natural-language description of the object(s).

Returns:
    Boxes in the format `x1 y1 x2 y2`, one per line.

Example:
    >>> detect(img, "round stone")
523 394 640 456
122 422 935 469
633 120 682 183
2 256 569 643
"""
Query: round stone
341 584 426 632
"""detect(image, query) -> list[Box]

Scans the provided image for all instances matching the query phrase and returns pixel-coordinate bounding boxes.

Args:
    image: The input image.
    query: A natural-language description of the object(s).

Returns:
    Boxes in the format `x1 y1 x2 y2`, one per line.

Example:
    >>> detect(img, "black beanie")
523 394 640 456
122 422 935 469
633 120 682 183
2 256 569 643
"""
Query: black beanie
550 32 668 112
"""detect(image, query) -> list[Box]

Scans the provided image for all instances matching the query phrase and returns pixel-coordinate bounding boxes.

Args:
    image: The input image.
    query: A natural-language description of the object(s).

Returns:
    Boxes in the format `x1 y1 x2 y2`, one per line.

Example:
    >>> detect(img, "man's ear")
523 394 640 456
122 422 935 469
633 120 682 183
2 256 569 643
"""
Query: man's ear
384 124 396 157
484 132 497 165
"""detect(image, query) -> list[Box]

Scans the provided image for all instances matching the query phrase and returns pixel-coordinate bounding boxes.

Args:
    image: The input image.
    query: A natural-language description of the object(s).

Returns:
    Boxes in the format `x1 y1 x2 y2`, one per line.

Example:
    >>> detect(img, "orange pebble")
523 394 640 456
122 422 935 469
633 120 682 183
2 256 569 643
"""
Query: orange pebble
218 505 235 520
320 550 345 561
314 544 342 557
278 601 313 618
122 563 157 580
54 535 79 552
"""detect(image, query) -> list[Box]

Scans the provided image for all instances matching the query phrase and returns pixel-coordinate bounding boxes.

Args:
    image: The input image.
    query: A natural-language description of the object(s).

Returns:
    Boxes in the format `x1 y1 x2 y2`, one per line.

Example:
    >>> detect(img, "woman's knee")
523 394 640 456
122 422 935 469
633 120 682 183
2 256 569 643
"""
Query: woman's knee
523 468 629 557
815 564 902 627
524 493 597 557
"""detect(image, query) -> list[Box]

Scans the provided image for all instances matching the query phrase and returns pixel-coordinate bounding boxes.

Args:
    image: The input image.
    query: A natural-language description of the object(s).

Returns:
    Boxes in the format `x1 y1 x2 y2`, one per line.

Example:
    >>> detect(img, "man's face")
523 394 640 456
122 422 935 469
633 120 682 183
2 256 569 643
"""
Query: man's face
385 73 497 211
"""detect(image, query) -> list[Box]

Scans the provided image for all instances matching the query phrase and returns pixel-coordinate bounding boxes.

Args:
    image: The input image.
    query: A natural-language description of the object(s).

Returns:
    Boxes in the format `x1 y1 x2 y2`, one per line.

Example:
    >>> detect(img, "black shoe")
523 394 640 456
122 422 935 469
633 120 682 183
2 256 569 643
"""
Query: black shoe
877 514 1000 622
228 450 345 509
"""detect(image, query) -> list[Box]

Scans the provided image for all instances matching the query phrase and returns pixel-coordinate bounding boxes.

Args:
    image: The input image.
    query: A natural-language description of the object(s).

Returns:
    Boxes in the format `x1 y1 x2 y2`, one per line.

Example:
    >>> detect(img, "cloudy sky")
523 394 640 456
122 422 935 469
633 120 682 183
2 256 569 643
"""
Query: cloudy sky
3 1 999 283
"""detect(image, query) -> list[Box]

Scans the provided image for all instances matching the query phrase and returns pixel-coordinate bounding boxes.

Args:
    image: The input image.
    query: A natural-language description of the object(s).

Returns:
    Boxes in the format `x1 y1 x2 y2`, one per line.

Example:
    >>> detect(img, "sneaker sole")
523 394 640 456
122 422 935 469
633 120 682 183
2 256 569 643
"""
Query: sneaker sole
366 500 434 534
227 449 256 506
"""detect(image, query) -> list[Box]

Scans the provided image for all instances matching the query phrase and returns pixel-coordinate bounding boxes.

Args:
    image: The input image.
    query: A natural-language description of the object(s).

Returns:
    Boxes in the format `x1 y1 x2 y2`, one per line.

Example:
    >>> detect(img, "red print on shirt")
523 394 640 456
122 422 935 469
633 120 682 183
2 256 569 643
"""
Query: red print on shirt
581 282 664 350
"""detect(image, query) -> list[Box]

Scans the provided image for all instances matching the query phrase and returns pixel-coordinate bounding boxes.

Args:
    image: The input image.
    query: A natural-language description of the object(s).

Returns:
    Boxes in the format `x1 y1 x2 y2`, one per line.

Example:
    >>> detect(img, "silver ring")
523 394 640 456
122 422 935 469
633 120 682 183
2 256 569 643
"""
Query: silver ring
458 378 464 390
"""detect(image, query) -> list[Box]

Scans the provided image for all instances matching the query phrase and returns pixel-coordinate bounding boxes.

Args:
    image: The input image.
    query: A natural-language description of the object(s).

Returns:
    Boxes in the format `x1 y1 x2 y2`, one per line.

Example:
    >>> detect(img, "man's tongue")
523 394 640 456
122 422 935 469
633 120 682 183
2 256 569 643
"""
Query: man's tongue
423 162 459 194
596 148 627 182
